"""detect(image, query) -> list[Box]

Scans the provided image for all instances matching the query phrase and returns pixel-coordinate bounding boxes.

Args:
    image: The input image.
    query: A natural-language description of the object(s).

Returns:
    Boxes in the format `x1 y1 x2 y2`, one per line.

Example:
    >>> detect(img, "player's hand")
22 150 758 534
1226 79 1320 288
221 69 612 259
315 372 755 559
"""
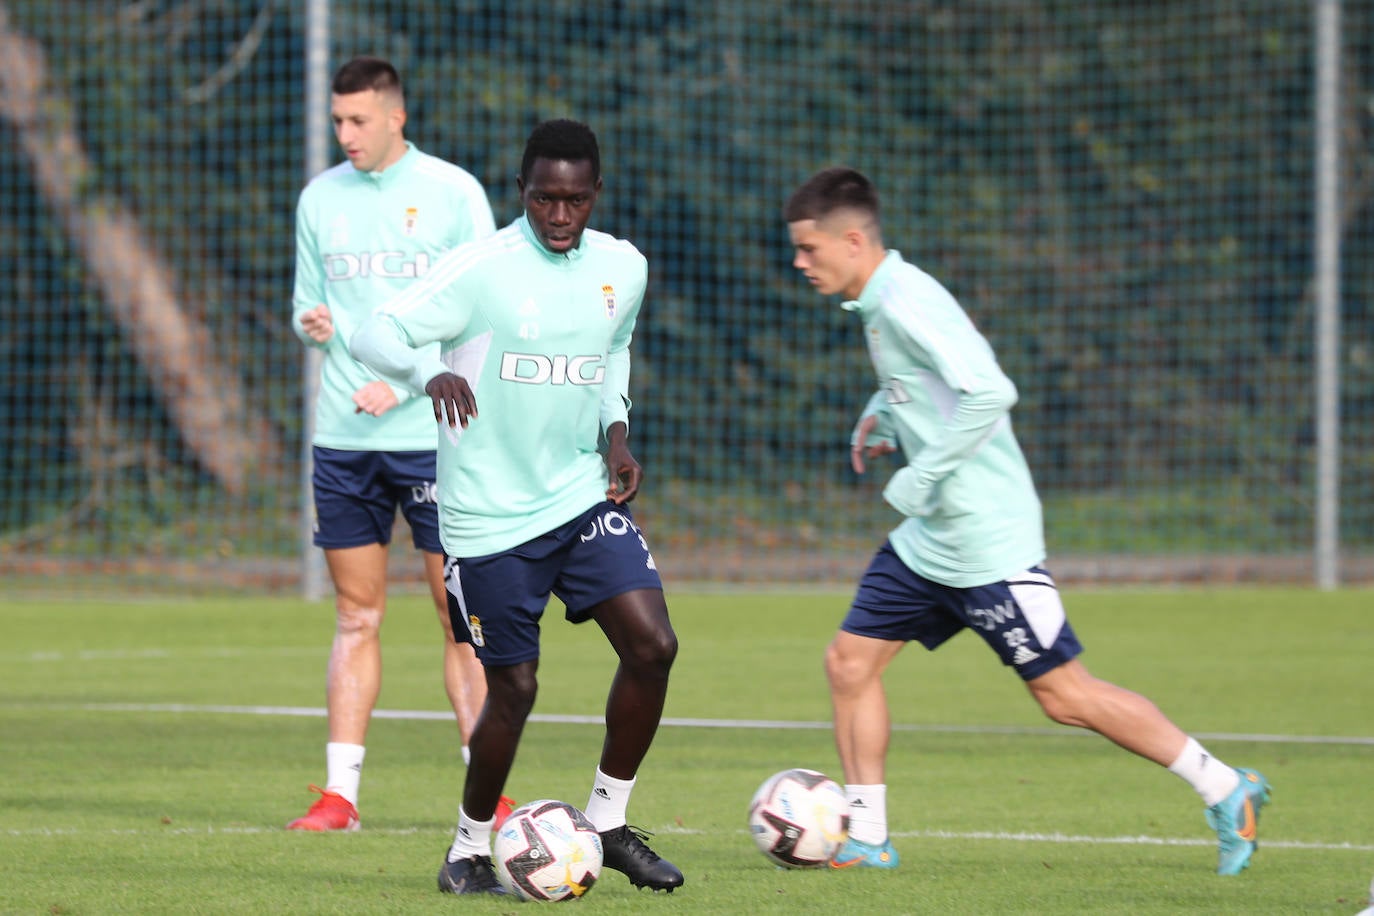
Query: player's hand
604 425 642 504
299 303 334 343
425 372 478 429
851 414 897 474
352 380 400 417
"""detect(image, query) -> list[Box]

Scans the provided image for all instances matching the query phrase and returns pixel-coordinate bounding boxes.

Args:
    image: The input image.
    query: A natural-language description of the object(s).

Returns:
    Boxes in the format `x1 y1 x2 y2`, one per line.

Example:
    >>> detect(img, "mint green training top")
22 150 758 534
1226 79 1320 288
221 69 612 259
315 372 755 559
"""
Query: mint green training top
847 251 1046 587
291 142 495 451
350 216 645 558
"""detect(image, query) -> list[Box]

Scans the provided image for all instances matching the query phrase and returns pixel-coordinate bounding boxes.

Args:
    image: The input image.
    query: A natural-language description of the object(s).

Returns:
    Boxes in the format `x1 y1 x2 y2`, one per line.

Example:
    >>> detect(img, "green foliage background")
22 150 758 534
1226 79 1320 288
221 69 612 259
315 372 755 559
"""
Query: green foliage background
1 1 1372 581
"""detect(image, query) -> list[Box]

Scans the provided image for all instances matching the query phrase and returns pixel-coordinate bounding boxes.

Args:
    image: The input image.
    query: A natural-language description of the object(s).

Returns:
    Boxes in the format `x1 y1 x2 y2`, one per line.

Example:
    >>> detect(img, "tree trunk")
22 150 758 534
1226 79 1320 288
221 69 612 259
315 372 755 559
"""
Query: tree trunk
0 5 281 495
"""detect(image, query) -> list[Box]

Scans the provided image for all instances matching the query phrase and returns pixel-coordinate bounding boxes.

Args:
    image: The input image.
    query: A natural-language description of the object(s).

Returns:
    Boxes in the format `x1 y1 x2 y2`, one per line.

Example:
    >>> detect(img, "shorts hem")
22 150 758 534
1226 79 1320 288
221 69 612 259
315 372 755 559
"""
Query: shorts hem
476 650 541 668
1015 647 1082 682
565 582 664 623
314 536 393 550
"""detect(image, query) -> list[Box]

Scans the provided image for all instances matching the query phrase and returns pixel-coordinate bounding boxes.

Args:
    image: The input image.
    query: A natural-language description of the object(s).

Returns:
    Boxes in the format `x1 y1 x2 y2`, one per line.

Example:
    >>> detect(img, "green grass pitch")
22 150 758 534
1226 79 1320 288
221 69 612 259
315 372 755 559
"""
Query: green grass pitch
2 586 1372 913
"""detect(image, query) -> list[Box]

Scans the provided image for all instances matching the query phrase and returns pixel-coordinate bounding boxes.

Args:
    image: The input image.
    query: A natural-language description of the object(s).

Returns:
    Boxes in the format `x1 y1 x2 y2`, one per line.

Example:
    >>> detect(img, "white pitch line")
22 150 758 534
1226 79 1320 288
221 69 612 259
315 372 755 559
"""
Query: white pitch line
15 648 324 662
5 823 1372 853
897 829 1374 852
9 702 1374 747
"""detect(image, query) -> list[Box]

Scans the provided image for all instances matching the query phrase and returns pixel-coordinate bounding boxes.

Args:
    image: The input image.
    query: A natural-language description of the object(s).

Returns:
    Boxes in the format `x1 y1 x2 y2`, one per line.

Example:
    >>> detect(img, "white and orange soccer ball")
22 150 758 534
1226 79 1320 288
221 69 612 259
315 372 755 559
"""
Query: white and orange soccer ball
492 799 604 901
747 768 850 868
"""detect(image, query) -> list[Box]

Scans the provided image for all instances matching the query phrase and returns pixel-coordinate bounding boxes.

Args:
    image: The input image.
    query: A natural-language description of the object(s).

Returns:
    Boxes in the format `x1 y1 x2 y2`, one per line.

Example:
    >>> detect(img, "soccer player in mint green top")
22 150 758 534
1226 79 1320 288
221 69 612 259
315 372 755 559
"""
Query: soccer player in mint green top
785 167 1269 876
286 56 509 835
352 119 683 897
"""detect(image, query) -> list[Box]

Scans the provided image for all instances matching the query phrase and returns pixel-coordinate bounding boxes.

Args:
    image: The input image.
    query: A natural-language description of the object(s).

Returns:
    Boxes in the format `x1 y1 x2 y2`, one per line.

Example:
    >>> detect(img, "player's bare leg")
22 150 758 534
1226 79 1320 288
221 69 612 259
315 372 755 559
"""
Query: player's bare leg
440 659 534 896
422 551 487 750
287 542 388 831
825 630 904 868
462 659 537 821
1024 659 1187 764
590 589 677 778
1025 658 1270 875
324 543 390 747
423 552 514 824
586 588 683 891
825 630 904 785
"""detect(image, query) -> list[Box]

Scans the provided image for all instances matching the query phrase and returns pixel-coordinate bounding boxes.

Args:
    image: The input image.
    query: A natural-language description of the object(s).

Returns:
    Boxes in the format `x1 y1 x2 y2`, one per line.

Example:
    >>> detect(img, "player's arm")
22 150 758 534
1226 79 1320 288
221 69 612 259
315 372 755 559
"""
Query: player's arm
350 248 483 424
601 345 639 502
603 420 640 504
350 313 478 427
601 345 640 502
350 313 448 398
600 340 633 435
351 380 404 417
599 256 645 436
601 264 644 502
851 390 899 474
882 317 1017 518
289 193 334 348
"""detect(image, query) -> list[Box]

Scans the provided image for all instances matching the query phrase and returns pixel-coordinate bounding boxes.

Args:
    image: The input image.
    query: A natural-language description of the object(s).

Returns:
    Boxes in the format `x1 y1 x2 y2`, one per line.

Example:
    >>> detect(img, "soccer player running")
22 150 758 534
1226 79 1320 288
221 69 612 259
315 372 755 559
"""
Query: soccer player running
350 119 684 896
288 56 509 832
783 167 1270 876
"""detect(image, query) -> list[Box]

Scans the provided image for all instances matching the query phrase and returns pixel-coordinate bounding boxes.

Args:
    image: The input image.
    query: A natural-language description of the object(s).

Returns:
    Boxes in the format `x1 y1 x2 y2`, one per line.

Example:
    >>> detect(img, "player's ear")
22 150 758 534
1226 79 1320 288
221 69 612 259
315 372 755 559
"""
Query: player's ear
844 226 866 255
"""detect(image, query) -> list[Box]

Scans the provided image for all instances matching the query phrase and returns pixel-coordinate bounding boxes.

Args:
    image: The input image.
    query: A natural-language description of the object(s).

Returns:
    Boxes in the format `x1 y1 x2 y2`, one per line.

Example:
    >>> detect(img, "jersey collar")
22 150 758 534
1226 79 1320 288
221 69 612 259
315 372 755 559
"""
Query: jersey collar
358 141 419 188
517 214 588 264
840 250 903 314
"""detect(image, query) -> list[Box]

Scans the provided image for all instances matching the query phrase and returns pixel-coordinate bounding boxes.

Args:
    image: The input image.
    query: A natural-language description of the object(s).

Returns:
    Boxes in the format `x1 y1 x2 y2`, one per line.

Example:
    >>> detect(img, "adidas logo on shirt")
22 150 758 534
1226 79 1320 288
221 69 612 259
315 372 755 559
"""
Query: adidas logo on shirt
1011 645 1041 667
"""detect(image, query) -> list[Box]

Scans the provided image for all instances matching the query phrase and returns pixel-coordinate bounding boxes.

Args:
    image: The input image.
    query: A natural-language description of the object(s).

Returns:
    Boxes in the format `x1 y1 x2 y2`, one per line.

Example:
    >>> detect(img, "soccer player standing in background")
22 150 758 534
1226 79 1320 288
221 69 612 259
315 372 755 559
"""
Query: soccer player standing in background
783 166 1271 876
351 119 684 896
288 56 508 831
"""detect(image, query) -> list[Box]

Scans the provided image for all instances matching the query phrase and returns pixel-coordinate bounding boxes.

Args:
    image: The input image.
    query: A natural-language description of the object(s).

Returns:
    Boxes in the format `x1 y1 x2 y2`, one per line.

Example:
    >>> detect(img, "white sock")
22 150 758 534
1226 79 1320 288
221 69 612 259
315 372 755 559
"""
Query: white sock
447 806 495 862
845 784 888 845
583 768 636 832
325 742 365 807
1168 737 1240 806
461 745 471 767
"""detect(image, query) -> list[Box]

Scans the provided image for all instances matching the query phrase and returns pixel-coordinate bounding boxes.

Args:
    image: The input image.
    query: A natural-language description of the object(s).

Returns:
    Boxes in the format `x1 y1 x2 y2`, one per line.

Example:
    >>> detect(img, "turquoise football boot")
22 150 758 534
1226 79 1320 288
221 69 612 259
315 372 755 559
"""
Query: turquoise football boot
829 836 900 869
1205 767 1271 875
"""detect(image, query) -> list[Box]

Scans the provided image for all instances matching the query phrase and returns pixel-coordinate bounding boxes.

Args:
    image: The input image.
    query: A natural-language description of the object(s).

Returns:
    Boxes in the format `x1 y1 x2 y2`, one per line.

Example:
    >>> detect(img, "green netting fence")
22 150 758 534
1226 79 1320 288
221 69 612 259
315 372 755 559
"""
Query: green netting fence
2 1 1371 593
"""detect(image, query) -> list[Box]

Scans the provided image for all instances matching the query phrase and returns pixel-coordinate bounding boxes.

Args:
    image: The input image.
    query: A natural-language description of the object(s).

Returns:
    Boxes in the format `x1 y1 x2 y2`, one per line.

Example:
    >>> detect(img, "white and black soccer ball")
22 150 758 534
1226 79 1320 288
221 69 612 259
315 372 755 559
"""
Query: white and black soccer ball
492 799 604 901
748 768 849 868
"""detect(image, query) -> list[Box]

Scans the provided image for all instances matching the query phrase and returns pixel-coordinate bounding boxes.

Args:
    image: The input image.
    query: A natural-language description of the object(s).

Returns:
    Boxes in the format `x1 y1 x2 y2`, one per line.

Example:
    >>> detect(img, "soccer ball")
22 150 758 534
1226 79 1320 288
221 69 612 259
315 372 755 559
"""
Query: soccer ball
492 799 604 901
748 768 849 868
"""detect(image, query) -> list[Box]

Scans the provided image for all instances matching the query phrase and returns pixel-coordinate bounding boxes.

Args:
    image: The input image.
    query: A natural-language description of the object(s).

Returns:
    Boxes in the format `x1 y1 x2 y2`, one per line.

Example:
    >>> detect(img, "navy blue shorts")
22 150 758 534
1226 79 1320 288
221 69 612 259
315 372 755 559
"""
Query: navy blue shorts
311 446 442 552
443 501 664 667
843 541 1082 681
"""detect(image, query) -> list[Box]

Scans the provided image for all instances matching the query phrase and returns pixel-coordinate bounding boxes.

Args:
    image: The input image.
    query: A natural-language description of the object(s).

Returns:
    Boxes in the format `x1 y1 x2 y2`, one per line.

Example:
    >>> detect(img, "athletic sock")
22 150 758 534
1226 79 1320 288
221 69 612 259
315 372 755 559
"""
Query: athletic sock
447 806 496 862
461 745 471 767
325 742 365 807
583 768 636 832
845 783 888 845
1168 737 1241 807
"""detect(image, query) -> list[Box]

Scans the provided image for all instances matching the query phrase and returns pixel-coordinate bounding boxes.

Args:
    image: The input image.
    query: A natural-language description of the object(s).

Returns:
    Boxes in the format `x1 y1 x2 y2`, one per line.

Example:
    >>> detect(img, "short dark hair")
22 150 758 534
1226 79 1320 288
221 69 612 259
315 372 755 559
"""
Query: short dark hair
520 119 601 182
331 56 403 98
783 166 881 225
